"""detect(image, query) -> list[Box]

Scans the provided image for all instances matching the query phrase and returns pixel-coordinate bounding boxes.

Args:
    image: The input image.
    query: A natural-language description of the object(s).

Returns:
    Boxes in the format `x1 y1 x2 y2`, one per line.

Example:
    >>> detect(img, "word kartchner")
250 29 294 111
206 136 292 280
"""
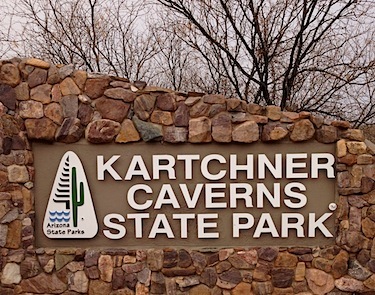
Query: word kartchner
99 152 336 241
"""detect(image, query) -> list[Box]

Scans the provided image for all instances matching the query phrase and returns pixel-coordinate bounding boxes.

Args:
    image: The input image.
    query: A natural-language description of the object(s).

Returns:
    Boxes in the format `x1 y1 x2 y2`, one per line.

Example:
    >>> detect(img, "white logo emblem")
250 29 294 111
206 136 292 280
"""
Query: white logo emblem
43 151 98 239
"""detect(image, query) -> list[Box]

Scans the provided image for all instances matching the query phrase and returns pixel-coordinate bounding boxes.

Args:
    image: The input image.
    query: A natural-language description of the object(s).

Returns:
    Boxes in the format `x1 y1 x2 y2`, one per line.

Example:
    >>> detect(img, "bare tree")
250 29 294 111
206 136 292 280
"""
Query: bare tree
155 0 375 125
12 0 159 81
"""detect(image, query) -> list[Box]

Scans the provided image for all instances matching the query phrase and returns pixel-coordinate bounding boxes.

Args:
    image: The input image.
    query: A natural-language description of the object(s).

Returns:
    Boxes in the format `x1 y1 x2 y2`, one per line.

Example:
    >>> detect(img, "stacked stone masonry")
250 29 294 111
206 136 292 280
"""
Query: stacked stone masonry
0 57 374 294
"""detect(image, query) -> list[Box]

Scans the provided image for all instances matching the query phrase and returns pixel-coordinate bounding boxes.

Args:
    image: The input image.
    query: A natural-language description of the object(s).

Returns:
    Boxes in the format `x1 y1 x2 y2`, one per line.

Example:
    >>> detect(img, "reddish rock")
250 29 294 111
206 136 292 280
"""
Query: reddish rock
212 112 232 142
174 102 189 127
85 119 121 143
30 84 52 104
44 102 64 125
262 123 288 141
104 88 137 102
335 276 365 292
28 67 47 88
306 269 334 295
78 103 94 126
95 97 130 122
60 77 81 96
163 249 178 268
163 126 187 143
55 118 84 143
85 77 110 99
19 273 67 294
150 110 173 125
258 247 278 262
190 100 211 118
25 118 57 141
88 280 112 295
226 99 242 111
20 257 41 279
189 117 212 143
332 120 351 129
316 125 338 143
200 267 217 287
0 83 16 110
178 249 192 268
203 94 226 104
134 94 156 120
271 268 294 288
156 93 177 111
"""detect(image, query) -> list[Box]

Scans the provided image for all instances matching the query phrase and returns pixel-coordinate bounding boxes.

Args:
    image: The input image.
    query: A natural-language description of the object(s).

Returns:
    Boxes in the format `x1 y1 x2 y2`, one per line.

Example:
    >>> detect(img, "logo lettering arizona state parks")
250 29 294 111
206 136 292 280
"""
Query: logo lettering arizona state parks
43 151 98 239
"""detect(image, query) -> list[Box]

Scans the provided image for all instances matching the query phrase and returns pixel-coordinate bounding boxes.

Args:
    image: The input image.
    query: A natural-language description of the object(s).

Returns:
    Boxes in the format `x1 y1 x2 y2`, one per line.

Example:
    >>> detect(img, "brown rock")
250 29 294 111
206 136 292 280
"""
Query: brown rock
78 103 93 125
364 274 375 290
147 249 163 271
212 112 232 142
295 262 305 282
51 84 62 102
69 270 89 293
174 102 189 127
247 103 264 115
189 117 212 143
99 255 113 282
316 125 338 143
362 217 375 238
251 281 273 295
163 126 187 143
161 266 196 277
200 267 217 287
163 249 178 268
104 88 137 102
5 220 21 248
47 65 61 84
337 139 347 157
266 105 281 120
305 269 334 295
334 276 365 292
61 95 79 118
0 83 16 110
85 77 110 99
95 97 130 122
232 121 259 143
7 165 29 183
226 99 242 111
134 94 156 120
115 119 141 143
275 252 298 267
72 70 87 90
190 100 210 118
15 82 29 101
203 94 225 104
313 257 332 273
156 93 177 111
271 268 294 288
178 250 192 268
60 77 81 96
342 129 365 141
20 257 41 279
262 123 288 141
19 273 67 294
150 110 173 125
258 247 279 262
281 111 299 122
19 100 44 118
55 117 84 143
28 67 47 88
332 120 351 129
232 282 252 295
228 254 251 269
25 118 57 141
30 84 52 104
290 119 315 141
0 63 20 87
190 251 207 274
88 280 112 295
44 102 64 125
238 249 258 266
189 284 211 295
85 119 121 143
253 263 271 281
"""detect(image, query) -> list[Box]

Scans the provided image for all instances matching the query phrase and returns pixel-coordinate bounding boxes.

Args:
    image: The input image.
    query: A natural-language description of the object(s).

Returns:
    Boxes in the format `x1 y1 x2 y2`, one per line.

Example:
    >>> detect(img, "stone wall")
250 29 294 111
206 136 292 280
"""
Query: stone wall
0 57 374 295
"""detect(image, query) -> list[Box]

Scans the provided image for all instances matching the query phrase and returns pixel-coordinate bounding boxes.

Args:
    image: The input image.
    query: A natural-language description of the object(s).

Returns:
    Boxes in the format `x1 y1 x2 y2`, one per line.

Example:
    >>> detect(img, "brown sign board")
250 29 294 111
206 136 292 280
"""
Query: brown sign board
34 141 336 249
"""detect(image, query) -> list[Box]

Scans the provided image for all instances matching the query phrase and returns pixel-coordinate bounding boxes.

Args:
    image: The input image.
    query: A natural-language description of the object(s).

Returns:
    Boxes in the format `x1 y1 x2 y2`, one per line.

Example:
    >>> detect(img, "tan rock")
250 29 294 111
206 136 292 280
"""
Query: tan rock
226 98 241 111
150 110 173 125
364 274 375 290
163 126 188 143
30 84 52 104
104 88 137 102
203 94 226 104
69 270 88 293
357 154 373 165
335 277 365 292
248 103 264 115
190 100 210 118
290 119 315 141
189 284 211 295
8 165 29 183
25 118 58 141
115 119 141 143
188 117 212 143
99 255 113 282
266 105 281 121
332 120 351 129
347 141 367 155
26 58 51 69
72 70 87 90
337 139 347 158
362 217 375 238
281 111 299 122
305 269 334 295
19 100 44 119
232 121 259 143
232 282 252 295
44 102 63 125
85 119 121 143
1 263 21 284
295 262 305 282
60 77 81 96
5 220 22 249
135 282 149 295
342 129 365 141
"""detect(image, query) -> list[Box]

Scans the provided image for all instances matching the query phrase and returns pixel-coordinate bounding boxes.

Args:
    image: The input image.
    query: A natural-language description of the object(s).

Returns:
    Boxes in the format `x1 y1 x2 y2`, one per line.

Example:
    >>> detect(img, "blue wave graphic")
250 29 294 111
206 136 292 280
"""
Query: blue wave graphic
49 217 70 222
49 210 70 217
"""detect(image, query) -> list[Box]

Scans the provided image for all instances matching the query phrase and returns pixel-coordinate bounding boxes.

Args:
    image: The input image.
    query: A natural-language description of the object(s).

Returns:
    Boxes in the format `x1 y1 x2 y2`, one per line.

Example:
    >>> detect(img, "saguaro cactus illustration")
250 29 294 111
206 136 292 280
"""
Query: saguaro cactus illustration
71 167 84 227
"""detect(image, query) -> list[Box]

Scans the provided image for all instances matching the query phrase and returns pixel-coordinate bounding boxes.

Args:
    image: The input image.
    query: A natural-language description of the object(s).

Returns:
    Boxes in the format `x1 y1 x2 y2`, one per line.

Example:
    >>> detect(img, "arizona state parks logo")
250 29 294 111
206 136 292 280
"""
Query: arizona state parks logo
43 151 98 239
